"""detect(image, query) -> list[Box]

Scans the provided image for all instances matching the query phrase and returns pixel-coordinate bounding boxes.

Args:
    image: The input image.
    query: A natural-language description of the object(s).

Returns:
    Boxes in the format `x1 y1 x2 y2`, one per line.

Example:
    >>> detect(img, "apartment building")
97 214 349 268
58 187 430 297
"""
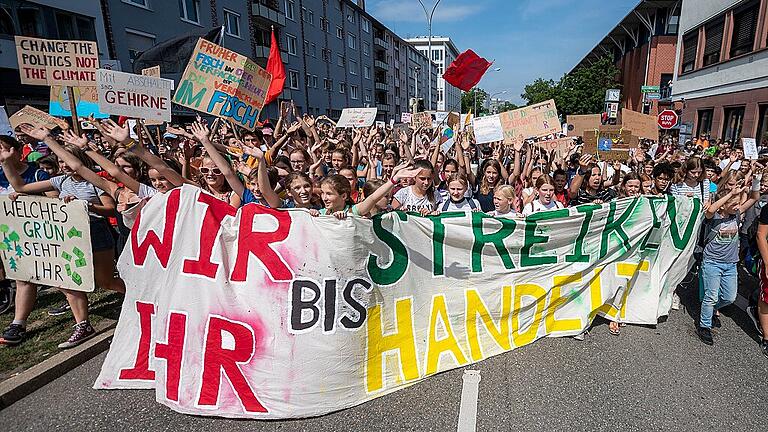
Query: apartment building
405 36 460 112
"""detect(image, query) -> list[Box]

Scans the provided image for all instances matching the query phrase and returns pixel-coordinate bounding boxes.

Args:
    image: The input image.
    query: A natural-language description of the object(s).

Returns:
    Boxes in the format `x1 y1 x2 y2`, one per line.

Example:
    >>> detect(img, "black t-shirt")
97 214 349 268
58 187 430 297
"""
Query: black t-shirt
759 204 768 225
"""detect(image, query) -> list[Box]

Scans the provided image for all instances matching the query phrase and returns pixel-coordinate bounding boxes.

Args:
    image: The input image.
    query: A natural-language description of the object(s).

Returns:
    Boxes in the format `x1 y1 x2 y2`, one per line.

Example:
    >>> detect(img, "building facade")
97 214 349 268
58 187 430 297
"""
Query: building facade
672 0 768 145
405 36 460 112
572 0 681 117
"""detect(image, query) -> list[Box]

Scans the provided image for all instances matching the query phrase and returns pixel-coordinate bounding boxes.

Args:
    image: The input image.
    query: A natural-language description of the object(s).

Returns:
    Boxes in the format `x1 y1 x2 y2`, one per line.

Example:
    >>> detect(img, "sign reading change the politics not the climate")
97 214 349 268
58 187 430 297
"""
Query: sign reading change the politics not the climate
97 69 174 122
97 185 701 419
0 196 94 292
173 38 272 131
14 36 99 86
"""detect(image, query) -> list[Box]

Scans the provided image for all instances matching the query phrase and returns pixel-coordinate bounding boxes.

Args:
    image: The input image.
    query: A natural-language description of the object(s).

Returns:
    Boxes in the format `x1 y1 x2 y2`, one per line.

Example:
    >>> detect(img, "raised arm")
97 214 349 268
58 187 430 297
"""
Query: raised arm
569 154 593 198
355 164 421 216
1 127 54 194
190 121 245 198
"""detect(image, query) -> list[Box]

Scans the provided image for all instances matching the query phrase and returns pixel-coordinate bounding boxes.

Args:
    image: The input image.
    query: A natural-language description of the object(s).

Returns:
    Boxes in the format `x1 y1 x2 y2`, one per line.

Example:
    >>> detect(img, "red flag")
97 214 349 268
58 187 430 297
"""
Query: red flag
442 50 492 92
265 28 286 105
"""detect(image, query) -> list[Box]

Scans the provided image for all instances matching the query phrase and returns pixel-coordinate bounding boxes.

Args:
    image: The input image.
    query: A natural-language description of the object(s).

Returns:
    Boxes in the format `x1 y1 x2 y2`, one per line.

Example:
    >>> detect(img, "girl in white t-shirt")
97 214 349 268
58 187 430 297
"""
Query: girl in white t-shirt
522 175 564 216
439 173 481 212
488 184 520 218
392 160 442 215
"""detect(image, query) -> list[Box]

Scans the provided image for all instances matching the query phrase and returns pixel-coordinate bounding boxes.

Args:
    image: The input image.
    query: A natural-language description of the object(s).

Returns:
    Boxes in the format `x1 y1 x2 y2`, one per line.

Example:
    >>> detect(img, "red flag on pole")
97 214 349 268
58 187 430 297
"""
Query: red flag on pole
265 28 285 105
442 49 492 92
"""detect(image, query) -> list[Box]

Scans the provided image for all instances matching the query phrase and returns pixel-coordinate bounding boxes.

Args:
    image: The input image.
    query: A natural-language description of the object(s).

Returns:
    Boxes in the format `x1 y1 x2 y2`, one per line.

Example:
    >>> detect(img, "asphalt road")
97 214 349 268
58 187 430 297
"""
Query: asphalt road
2 283 767 431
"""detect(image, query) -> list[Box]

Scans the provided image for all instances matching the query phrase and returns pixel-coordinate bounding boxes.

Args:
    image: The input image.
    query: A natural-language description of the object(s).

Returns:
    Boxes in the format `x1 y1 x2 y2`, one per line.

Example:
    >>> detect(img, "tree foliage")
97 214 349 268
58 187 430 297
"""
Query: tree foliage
461 88 489 115
520 57 621 116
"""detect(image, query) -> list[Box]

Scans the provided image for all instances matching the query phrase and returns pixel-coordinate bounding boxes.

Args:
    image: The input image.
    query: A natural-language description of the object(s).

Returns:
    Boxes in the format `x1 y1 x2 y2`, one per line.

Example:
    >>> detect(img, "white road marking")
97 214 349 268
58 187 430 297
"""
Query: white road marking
457 370 481 432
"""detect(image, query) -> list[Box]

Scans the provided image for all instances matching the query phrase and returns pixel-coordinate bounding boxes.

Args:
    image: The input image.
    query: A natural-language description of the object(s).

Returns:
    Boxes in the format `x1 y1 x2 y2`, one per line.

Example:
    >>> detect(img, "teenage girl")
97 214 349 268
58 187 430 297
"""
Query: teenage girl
522 175 565 216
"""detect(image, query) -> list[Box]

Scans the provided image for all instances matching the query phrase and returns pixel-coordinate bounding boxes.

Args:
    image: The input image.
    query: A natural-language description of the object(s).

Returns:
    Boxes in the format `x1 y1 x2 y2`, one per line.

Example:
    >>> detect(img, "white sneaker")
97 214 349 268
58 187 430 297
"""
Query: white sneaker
573 330 588 341
671 293 680 311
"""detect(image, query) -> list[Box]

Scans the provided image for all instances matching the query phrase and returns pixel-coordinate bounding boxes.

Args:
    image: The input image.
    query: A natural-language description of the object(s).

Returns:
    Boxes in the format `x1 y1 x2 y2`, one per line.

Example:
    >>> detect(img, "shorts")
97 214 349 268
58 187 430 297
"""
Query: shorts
759 260 768 304
90 218 115 252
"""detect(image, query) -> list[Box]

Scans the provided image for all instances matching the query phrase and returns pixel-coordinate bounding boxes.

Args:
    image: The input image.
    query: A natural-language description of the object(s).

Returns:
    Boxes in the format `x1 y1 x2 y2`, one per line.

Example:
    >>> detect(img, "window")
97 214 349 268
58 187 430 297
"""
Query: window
288 70 299 89
336 26 343 39
348 33 356 49
301 7 306 21
722 106 745 142
347 12 354 23
757 105 768 147
339 82 345 94
286 34 297 55
730 1 759 57
363 42 370 56
432 49 442 61
349 59 358 75
681 32 697 73
285 0 295 20
56 12 76 39
126 29 156 63
308 10 314 25
350 85 359 100
124 0 149 7
365 91 371 103
178 0 200 23
337 54 344 66
224 9 241 38
659 73 673 99
321 18 328 31
362 18 369 33
310 43 317 57
322 48 330 62
364 65 370 79
312 75 318 88
666 15 679 35
324 78 332 91
18 6 42 36
702 20 723 66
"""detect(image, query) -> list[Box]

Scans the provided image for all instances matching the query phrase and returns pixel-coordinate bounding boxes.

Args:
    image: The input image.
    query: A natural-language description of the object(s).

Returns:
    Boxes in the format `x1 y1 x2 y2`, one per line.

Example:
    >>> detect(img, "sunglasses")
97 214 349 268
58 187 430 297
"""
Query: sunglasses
199 167 222 175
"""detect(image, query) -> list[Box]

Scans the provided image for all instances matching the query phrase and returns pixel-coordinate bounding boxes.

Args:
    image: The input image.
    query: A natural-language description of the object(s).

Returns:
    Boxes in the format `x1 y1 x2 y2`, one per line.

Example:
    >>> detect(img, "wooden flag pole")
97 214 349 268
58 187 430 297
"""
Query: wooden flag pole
66 86 81 136
139 119 156 150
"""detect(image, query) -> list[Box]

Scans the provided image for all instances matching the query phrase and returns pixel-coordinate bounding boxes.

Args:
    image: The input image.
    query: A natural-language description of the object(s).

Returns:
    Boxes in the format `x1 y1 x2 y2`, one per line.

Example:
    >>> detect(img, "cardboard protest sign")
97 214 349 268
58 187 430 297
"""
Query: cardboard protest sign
499 99 560 146
97 69 173 122
0 107 13 137
97 185 701 419
141 65 161 77
536 137 574 155
173 39 272 131
49 86 108 119
583 126 638 161
336 108 378 128
566 114 601 137
0 196 94 292
432 111 449 127
9 105 69 131
411 111 432 128
472 114 504 144
620 109 658 139
14 36 99 86
742 138 758 160
375 120 385 129
400 112 412 123
447 112 460 130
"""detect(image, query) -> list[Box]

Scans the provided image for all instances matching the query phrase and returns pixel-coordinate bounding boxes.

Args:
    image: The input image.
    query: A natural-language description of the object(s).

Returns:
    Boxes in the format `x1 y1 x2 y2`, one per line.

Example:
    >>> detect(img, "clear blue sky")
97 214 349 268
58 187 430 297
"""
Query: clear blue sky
368 0 638 105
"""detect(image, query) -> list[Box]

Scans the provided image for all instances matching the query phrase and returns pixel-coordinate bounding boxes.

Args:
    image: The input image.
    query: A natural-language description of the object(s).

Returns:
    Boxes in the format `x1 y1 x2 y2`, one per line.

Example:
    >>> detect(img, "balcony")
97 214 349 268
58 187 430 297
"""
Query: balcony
374 37 389 49
375 82 389 91
252 2 286 26
376 103 390 112
374 60 388 71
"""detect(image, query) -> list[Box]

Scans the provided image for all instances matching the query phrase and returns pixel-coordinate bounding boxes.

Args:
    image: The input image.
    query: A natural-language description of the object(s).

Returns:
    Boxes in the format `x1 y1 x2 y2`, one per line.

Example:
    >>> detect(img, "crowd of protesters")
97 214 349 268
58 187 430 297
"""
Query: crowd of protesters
0 104 766 358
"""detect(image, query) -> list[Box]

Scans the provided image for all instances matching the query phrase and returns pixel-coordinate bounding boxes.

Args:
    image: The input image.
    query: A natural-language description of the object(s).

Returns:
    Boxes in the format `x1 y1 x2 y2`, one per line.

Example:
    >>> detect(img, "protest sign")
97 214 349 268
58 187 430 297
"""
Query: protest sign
0 107 13 137
49 86 108 118
742 138 758 160
97 185 700 419
583 126 638 161
336 108 378 128
460 113 473 131
432 111 449 127
537 137 574 155
14 36 99 86
499 99 560 146
566 114 601 137
142 66 161 77
375 120 385 128
400 112 412 123
447 112 460 130
97 69 174 122
173 39 272 131
9 105 69 131
620 109 658 139
0 195 94 292
411 111 432 129
472 114 504 144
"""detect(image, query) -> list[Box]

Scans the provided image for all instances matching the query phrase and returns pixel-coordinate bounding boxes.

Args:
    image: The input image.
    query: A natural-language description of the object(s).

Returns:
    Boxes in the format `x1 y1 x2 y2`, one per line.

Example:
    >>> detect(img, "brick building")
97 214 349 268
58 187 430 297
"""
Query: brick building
672 0 768 145
572 0 681 117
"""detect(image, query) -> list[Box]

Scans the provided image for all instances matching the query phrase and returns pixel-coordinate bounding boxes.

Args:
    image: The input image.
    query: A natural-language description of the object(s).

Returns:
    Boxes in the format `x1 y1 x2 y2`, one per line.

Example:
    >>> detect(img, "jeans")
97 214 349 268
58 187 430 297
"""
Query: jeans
699 259 738 328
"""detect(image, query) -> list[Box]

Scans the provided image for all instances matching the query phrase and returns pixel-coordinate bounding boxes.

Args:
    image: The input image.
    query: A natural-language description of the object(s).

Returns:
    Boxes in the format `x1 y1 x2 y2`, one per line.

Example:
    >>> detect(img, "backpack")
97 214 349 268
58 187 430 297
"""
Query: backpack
441 198 477 212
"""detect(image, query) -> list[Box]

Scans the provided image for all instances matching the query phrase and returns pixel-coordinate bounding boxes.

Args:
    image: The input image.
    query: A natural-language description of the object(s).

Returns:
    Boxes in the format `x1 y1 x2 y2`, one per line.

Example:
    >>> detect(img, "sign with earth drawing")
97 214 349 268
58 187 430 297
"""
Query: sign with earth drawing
0 195 94 292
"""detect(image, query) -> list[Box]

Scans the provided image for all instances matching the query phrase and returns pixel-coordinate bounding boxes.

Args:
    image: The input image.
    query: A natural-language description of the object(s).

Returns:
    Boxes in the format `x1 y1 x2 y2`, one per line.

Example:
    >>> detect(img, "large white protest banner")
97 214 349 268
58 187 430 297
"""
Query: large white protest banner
0 196 94 292
97 69 174 122
97 185 701 419
336 107 378 128
472 114 504 143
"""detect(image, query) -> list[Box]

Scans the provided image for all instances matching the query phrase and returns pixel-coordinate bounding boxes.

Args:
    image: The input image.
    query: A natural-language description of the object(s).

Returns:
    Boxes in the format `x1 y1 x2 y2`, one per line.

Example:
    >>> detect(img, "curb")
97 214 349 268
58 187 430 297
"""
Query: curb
0 319 117 410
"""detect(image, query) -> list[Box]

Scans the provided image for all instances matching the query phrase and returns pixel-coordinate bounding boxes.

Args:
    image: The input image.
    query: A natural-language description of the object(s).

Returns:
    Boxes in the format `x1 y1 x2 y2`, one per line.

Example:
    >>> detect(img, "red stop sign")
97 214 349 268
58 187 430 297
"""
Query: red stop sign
657 110 678 129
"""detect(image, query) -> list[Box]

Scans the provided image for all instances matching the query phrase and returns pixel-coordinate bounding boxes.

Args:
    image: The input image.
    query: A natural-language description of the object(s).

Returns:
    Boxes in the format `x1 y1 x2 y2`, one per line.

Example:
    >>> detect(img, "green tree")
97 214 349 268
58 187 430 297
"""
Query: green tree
462 88 489 115
494 101 519 113
521 56 621 116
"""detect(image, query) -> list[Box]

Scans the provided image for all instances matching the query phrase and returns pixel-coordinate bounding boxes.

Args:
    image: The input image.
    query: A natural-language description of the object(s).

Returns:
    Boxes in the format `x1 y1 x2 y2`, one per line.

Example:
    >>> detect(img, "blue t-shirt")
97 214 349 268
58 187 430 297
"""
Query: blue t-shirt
241 189 270 207
0 162 50 194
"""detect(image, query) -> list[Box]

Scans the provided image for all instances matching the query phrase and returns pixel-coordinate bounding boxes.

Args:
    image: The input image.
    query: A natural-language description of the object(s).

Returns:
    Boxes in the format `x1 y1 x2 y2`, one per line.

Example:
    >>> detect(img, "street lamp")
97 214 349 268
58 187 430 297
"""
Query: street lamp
474 67 502 115
489 90 508 113
413 66 420 113
417 0 443 112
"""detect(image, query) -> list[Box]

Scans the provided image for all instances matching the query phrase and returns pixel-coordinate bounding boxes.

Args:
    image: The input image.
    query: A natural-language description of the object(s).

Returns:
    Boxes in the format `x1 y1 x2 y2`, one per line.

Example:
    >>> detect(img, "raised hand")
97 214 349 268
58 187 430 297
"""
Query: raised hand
61 129 89 149
100 119 130 143
166 125 192 139
242 145 264 159
190 121 211 143
579 154 594 168
393 166 423 181
17 124 50 141
287 121 303 134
